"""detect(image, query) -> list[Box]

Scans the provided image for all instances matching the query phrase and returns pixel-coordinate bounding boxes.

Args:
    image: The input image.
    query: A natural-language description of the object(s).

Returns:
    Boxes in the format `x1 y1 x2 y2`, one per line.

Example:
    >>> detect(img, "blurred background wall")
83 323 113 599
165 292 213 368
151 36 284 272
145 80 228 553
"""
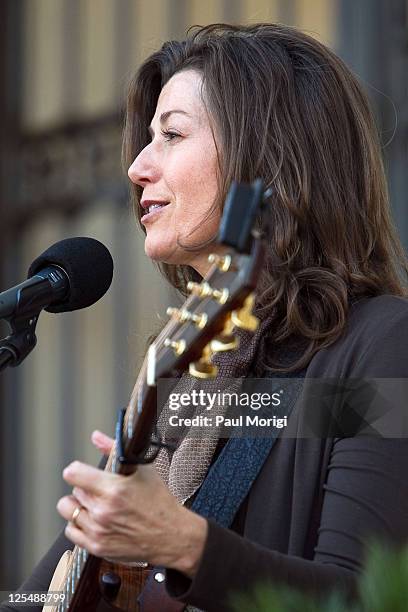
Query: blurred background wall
0 0 407 589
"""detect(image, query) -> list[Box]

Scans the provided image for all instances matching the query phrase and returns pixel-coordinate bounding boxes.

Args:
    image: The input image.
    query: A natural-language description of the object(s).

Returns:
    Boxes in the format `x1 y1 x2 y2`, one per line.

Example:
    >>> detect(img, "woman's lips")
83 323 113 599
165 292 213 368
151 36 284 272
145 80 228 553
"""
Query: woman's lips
141 202 170 224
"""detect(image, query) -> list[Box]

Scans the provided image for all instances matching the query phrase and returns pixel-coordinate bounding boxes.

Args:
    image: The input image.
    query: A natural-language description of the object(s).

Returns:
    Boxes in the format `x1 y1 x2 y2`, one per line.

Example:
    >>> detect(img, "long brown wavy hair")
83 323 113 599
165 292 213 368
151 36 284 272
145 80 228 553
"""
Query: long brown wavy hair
122 23 408 373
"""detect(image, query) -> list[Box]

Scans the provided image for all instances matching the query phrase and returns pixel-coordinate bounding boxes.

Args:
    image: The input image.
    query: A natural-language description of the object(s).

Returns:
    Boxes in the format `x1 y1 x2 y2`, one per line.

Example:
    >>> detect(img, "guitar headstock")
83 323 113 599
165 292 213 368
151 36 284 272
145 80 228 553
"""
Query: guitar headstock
153 240 264 381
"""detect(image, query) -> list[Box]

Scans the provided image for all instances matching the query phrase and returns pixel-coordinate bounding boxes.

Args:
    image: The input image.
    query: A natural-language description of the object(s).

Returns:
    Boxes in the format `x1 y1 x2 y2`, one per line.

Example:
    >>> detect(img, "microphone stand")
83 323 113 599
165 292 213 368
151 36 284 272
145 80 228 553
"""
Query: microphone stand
0 314 39 372
0 274 46 372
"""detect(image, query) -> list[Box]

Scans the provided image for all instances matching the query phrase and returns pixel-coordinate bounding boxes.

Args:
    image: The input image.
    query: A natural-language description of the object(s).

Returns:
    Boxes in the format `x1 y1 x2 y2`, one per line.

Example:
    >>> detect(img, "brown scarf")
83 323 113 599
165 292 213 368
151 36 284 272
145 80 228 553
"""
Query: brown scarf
153 314 274 504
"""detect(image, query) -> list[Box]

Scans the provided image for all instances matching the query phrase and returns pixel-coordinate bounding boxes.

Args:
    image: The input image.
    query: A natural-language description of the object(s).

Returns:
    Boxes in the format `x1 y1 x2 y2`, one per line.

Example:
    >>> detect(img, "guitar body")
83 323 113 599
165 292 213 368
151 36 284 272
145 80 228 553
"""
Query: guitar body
46 552 150 611
47 552 186 611
97 559 150 610
44 551 71 612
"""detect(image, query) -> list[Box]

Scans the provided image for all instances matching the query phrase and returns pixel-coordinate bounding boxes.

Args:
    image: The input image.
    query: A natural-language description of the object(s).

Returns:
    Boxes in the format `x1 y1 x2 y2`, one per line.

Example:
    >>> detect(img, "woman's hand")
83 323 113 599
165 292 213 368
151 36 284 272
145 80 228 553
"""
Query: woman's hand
91 429 115 455
56 431 208 578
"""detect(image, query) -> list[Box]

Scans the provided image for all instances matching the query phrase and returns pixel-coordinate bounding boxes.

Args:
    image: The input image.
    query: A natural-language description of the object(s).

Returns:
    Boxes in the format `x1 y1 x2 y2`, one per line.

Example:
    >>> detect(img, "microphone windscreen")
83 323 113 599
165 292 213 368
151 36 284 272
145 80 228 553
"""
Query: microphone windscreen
27 237 114 313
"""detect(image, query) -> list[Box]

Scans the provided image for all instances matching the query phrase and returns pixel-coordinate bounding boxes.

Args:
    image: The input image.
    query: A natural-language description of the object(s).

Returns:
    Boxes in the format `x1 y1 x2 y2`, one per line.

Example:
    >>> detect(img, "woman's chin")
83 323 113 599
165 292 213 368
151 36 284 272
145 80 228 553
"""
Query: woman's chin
144 240 178 265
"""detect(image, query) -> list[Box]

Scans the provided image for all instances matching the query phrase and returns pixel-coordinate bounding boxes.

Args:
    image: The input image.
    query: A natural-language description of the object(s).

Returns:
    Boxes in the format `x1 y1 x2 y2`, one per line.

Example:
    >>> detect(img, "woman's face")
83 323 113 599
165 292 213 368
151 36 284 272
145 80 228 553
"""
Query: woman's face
128 69 223 276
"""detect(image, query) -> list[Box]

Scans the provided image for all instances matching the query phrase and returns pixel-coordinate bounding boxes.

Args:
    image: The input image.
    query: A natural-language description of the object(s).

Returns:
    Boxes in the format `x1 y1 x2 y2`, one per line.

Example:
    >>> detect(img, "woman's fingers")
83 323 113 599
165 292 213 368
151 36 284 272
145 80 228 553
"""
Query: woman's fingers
57 494 86 528
91 430 114 455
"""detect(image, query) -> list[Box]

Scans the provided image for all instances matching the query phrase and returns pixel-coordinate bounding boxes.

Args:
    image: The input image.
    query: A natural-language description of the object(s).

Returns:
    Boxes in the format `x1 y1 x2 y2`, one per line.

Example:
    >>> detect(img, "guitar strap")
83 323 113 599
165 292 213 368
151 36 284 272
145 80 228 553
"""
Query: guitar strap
138 370 306 611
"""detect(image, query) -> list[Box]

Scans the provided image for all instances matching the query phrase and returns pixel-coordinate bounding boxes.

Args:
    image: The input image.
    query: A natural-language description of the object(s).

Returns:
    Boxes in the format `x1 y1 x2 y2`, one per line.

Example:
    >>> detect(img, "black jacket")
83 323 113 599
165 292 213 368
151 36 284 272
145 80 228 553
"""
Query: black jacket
3 295 408 611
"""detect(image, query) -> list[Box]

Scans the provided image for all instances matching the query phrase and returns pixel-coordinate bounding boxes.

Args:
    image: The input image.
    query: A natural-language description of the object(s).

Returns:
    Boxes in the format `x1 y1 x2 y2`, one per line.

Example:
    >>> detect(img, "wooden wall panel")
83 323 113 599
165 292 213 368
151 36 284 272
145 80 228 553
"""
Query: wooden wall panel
294 0 337 46
239 0 337 46
130 0 172 65
186 0 225 25
241 0 281 23
22 0 65 129
79 0 117 117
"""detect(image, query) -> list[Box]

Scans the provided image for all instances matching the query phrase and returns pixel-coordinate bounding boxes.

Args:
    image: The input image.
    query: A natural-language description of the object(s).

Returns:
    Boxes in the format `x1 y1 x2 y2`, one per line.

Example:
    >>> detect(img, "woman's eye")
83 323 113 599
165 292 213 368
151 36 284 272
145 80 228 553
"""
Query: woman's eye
160 129 180 141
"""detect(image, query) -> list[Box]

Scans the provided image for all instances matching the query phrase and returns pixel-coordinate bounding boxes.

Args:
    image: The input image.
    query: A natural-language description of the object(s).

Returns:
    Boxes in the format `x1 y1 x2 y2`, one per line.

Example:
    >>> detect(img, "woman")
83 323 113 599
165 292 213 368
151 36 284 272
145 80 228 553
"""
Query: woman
3 23 408 612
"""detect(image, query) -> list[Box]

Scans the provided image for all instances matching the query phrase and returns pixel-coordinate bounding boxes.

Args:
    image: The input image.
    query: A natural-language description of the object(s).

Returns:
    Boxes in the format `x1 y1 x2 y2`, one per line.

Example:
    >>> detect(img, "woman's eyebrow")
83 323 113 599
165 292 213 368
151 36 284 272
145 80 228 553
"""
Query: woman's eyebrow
148 109 191 136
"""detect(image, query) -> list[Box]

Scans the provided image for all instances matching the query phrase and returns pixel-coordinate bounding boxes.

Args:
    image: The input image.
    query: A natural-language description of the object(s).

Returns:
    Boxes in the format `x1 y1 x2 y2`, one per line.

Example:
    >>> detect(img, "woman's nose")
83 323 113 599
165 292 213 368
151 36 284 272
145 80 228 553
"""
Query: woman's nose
128 147 159 187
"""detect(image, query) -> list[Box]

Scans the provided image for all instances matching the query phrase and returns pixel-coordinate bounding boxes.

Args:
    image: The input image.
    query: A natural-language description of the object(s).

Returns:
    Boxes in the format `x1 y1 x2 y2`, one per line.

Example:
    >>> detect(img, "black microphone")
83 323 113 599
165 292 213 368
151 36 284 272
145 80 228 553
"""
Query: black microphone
0 237 114 320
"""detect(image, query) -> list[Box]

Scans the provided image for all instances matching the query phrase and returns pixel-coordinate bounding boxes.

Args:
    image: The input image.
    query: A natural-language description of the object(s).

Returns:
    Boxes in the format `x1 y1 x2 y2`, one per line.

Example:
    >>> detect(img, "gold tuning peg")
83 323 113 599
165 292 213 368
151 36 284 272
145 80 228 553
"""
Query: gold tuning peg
231 293 259 332
210 333 239 352
189 344 218 379
166 307 208 329
164 338 186 355
166 306 183 320
207 253 232 272
209 316 239 351
187 281 229 304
